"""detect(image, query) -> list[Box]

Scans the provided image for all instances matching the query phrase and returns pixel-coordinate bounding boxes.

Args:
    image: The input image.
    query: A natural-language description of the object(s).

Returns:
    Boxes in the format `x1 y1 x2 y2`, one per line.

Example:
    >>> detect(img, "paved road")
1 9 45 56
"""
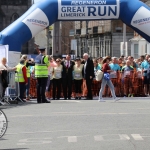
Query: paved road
1 98 150 150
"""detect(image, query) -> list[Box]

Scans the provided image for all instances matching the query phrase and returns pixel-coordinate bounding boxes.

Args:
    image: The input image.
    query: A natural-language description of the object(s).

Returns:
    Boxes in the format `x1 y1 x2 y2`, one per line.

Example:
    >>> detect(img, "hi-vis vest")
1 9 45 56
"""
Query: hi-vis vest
53 65 63 79
35 55 49 78
26 66 30 78
15 64 25 82
73 64 83 80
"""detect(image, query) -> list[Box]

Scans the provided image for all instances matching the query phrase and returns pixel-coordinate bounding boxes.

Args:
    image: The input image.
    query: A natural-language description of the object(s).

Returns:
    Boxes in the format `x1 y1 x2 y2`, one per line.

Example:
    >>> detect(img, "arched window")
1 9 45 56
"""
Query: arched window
10 13 19 23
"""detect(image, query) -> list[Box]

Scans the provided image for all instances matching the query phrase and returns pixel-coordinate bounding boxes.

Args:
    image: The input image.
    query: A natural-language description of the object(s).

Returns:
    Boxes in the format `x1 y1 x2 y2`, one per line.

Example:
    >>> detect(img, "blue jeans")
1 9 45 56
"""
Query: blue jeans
26 78 30 97
46 75 50 92
99 78 116 100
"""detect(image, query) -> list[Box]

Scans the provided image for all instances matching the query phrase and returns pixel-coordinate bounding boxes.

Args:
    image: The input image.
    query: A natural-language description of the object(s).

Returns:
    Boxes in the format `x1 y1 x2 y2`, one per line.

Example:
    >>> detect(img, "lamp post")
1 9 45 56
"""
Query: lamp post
46 27 52 55
85 21 89 53
123 23 126 56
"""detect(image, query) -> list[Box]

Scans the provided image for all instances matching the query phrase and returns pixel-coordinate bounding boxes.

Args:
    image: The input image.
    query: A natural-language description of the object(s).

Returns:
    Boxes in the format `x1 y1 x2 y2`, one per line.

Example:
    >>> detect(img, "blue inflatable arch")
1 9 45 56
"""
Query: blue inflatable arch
0 0 150 52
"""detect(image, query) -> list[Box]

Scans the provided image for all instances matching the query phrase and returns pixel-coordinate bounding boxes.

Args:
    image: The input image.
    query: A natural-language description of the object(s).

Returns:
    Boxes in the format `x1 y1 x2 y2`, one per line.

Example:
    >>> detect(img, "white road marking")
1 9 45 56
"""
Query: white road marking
119 134 130 140
59 100 81 103
17 138 52 145
131 134 144 140
68 136 77 143
11 115 33 118
94 135 104 141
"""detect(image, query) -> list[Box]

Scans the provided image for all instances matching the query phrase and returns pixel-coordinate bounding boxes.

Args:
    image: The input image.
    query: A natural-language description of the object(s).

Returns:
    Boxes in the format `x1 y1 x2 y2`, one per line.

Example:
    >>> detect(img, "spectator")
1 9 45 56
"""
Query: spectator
45 56 56 100
140 55 145 63
53 58 63 100
109 57 120 96
73 57 84 99
21 55 35 101
97 57 103 68
61 54 75 100
0 58 16 98
15 59 28 102
118 58 123 70
141 54 150 96
128 56 138 70
93 59 101 97
121 60 134 97
83 53 95 100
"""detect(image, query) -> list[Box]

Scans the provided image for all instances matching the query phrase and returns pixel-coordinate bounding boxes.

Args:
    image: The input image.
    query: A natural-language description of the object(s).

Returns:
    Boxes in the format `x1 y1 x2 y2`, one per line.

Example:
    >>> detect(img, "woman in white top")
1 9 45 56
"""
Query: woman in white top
45 56 56 100
73 57 84 99
0 58 16 97
52 58 63 100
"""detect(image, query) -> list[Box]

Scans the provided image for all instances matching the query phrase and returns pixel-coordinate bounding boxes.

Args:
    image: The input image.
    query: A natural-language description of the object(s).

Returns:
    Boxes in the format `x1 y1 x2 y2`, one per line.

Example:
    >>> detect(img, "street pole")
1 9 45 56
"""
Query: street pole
85 21 89 53
46 27 50 55
123 23 126 56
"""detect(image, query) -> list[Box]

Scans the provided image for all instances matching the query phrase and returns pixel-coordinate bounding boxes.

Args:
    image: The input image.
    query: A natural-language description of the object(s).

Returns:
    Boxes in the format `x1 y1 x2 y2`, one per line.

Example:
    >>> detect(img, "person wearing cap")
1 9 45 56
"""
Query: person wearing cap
61 54 75 100
73 57 84 99
98 57 120 102
15 58 28 102
35 47 50 103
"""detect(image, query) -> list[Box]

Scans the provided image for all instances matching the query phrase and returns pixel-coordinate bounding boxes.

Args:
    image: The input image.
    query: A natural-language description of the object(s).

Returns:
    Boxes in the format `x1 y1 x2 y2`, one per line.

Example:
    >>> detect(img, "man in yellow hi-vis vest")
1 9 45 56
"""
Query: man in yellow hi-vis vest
35 47 50 103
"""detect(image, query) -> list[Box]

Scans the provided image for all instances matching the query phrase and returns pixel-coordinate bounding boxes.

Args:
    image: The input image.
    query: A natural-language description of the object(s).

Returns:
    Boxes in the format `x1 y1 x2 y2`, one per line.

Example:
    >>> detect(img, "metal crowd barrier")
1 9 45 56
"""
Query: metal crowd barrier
1 71 24 105
29 70 145 98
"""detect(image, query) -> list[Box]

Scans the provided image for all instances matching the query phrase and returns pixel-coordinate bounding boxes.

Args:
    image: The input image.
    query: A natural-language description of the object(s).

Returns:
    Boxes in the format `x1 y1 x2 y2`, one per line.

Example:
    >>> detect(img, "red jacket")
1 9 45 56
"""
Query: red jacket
21 66 28 84
102 63 111 73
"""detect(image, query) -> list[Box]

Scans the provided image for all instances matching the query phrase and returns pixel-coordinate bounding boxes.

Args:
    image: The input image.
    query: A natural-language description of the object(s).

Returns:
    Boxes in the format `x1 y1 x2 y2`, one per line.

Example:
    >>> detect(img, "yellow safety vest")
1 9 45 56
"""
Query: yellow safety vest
26 66 30 78
15 64 25 82
35 55 49 78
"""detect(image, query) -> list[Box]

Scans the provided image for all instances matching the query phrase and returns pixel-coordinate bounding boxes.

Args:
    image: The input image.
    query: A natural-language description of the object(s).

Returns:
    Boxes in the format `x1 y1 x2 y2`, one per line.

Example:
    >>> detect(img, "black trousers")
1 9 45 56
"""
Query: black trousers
2 87 6 97
62 76 72 99
19 83 26 100
37 77 48 103
53 78 62 99
74 79 83 93
86 79 93 99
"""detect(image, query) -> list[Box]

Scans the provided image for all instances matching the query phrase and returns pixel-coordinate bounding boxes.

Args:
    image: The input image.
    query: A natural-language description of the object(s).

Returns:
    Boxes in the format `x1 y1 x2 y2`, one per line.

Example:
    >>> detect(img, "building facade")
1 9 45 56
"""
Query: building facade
0 0 34 54
74 20 134 58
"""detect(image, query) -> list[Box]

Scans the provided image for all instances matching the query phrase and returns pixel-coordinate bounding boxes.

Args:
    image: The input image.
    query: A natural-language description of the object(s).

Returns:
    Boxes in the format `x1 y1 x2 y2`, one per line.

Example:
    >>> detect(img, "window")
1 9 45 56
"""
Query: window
93 26 98 33
76 29 81 35
134 44 139 59
10 13 19 23
1 0 28 6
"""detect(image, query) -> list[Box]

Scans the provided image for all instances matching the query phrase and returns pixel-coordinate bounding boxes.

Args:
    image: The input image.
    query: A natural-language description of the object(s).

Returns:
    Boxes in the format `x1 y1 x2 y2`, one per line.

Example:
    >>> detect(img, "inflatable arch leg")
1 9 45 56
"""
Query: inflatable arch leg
0 0 150 52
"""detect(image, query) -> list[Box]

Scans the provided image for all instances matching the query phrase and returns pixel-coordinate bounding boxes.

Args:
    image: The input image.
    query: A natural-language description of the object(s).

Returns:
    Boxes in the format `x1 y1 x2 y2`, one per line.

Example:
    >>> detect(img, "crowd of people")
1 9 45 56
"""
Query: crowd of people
0 47 150 104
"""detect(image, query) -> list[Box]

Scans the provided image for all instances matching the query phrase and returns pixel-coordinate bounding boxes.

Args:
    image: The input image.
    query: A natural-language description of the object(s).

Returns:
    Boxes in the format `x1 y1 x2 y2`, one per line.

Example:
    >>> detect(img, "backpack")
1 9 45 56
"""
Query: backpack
95 70 104 81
